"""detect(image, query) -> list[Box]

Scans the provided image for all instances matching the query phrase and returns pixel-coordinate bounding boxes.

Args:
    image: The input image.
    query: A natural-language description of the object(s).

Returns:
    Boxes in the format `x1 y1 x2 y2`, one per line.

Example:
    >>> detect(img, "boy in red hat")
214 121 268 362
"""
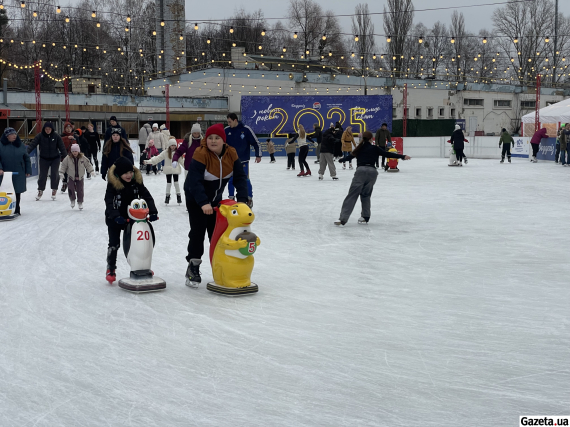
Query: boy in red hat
183 123 249 287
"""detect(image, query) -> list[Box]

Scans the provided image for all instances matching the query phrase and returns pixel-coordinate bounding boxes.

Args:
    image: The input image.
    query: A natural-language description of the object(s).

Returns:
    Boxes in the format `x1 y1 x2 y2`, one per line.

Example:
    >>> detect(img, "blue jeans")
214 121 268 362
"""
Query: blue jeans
228 161 252 198
343 151 352 165
560 148 568 165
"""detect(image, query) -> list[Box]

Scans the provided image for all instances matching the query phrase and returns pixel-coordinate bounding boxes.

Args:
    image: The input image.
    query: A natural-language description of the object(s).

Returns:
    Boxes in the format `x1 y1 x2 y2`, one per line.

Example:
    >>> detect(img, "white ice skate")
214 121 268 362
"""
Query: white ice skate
70 200 75 209
358 217 368 224
78 202 83 210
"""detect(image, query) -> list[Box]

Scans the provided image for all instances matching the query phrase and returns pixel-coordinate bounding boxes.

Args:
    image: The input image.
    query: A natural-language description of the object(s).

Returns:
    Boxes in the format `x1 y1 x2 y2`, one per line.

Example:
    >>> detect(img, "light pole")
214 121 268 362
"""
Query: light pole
554 0 558 84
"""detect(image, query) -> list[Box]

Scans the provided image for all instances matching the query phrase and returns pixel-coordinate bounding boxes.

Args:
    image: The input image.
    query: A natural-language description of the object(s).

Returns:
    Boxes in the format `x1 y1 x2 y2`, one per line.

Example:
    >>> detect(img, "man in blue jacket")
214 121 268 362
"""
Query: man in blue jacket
225 113 261 207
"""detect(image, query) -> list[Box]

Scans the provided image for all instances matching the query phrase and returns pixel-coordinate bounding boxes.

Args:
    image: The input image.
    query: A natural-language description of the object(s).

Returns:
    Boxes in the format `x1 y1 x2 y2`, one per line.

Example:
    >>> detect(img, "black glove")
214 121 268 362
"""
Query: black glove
148 214 158 222
101 175 106 181
114 216 126 225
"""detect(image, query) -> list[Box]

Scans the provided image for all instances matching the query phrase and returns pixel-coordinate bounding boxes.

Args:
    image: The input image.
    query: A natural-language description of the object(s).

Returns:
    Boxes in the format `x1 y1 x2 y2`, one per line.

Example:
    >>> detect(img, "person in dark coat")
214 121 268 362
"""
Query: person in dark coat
318 127 340 180
173 124 203 172
0 128 32 216
100 128 134 180
104 157 158 283
333 123 344 158
26 122 66 200
84 123 101 173
449 125 469 166
307 124 323 163
375 123 392 168
104 116 128 142
335 131 410 226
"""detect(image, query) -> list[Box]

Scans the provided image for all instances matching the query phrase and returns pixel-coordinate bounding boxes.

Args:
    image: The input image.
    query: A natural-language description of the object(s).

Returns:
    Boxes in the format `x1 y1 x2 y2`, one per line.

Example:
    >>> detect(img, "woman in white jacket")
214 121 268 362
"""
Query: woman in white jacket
144 137 183 205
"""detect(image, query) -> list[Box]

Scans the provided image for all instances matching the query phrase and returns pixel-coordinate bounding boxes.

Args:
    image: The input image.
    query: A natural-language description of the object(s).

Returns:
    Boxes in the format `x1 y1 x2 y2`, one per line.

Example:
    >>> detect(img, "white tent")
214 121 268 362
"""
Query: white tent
522 98 570 123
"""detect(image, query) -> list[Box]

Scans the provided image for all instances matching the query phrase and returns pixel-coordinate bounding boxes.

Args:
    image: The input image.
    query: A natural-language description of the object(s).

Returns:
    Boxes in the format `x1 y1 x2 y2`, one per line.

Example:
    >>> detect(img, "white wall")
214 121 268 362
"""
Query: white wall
403 136 508 159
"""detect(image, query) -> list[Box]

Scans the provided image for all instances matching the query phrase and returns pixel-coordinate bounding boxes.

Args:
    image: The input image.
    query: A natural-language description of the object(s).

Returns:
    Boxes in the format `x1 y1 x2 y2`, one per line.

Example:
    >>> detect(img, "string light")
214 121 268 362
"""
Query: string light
229 26 234 33
91 10 96 18
419 36 423 44
386 35 391 43
56 5 61 13
194 23 198 30
293 32 298 39
126 15 131 23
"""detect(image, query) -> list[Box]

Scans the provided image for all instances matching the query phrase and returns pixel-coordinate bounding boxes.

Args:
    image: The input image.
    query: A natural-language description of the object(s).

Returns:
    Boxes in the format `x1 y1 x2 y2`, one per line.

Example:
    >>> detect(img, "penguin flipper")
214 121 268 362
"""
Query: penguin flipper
148 222 156 248
123 222 133 258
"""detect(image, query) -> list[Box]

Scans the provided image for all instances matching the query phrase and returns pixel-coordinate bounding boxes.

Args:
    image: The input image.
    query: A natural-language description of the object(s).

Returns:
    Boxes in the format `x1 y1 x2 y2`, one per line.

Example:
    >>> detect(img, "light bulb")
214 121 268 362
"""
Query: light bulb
194 23 198 30
230 26 234 33
92 11 96 18
294 32 298 39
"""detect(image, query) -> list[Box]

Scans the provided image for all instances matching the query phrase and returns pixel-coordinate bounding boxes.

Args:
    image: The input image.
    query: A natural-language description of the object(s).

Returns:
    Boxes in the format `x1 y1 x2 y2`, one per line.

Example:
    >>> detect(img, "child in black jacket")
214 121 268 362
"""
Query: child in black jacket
104 157 158 283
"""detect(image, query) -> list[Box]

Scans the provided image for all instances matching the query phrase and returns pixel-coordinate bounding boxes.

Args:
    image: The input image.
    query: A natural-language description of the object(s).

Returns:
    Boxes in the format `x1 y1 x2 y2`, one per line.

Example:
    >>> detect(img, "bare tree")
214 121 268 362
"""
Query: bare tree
351 3 375 74
288 0 323 57
382 0 414 77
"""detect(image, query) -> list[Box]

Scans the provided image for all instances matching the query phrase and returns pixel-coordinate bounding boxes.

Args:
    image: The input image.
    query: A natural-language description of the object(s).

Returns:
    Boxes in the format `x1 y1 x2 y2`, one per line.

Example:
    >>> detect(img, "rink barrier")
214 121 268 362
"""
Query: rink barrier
251 136 541 160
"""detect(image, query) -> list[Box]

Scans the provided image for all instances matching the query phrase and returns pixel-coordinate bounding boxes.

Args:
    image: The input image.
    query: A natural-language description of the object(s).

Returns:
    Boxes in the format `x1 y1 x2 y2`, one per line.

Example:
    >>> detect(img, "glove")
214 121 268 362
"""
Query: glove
101 175 106 181
59 173 64 181
143 160 151 165
148 214 158 222
171 161 178 169
114 216 126 225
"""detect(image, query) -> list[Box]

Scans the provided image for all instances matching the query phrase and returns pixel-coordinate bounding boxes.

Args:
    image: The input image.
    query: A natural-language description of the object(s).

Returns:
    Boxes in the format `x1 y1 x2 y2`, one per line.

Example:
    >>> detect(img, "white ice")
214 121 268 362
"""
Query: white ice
1 156 569 426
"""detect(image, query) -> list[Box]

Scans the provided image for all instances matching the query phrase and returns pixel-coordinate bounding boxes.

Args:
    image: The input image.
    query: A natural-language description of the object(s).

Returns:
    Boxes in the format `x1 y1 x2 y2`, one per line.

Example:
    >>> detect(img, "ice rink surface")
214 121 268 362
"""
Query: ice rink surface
1 156 569 426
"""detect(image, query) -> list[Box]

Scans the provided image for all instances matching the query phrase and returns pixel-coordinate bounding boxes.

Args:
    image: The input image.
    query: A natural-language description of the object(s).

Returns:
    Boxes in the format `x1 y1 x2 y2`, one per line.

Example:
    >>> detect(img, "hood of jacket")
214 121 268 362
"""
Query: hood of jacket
1 133 22 147
41 122 55 138
107 164 143 191
63 121 75 136
143 123 151 130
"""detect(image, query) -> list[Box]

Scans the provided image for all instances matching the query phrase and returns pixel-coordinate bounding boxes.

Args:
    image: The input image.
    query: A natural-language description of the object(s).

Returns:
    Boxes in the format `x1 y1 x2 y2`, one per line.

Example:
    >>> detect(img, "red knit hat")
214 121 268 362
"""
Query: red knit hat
205 123 226 143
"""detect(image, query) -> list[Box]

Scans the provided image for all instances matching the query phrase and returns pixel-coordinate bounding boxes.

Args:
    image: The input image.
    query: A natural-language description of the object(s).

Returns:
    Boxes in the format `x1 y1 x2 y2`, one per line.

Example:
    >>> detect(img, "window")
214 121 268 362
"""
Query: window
415 107 422 118
521 100 536 109
88 84 96 94
439 107 445 117
450 108 456 118
392 107 397 118
427 107 433 118
464 99 484 107
494 99 511 108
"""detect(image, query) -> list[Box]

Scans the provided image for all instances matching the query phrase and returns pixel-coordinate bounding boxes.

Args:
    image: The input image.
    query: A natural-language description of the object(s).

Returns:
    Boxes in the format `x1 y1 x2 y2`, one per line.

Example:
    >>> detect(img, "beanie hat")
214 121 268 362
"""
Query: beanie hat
455 124 461 131
152 123 159 129
191 123 202 134
4 127 16 136
114 157 134 177
502 128 507 133
111 127 122 136
205 123 226 143
169 138 177 147
330 122 334 128
109 116 117 122
160 124 166 130
382 123 388 127
70 143 80 153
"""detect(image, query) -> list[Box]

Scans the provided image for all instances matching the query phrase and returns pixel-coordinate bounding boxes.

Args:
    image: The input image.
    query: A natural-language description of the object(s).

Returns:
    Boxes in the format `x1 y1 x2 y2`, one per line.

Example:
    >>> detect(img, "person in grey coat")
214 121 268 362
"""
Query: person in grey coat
26 122 66 200
0 128 32 215
335 131 410 226
138 123 152 167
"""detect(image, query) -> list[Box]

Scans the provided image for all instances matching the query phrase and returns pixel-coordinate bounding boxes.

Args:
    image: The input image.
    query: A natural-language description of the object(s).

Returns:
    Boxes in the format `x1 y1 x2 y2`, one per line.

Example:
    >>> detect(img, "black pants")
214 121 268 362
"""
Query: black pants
555 144 560 162
532 143 540 157
139 144 146 166
269 153 275 162
15 193 21 214
166 174 179 183
37 157 60 191
186 198 217 262
501 144 511 160
455 147 465 162
287 153 295 169
298 145 310 172
106 218 125 269
146 164 157 174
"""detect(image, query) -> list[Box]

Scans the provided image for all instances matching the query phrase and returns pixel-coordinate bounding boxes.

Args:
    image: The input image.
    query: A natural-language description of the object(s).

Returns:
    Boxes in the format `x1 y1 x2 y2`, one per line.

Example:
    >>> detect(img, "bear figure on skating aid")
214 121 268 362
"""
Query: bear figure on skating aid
207 199 261 295
118 198 166 293
0 172 17 220
384 144 400 172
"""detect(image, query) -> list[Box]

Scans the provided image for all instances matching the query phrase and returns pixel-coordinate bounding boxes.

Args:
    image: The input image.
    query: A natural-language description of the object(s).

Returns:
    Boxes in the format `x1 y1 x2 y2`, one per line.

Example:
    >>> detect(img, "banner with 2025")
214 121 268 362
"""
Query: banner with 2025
241 95 393 136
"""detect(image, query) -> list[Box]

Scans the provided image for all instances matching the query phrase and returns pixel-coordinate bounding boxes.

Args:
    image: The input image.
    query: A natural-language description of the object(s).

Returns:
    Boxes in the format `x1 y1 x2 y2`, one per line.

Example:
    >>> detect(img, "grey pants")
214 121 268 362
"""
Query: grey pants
316 143 321 159
339 166 378 222
37 157 61 191
318 153 337 177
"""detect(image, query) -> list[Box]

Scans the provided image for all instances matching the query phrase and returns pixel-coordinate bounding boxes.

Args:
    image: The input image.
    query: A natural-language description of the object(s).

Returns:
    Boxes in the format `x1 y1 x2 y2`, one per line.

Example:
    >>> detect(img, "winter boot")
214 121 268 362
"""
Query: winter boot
185 259 202 288
51 190 57 200
36 190 43 201
61 183 67 193
165 195 170 205
176 194 182 204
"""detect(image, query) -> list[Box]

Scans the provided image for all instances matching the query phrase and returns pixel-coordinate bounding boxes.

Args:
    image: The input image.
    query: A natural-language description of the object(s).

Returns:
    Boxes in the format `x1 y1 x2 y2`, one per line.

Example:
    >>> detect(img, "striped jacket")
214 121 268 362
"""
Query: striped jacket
184 140 248 206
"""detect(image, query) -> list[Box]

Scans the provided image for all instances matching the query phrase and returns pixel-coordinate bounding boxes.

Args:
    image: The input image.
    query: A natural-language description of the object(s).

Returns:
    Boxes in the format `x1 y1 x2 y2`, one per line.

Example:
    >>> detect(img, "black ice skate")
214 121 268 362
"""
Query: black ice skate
185 259 202 288
165 195 170 205
61 183 67 193
176 194 182 204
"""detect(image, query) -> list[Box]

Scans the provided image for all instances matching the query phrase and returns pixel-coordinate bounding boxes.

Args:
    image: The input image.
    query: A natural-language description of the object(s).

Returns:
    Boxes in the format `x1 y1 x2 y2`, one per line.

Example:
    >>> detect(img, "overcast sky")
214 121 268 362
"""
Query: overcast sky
184 0 570 34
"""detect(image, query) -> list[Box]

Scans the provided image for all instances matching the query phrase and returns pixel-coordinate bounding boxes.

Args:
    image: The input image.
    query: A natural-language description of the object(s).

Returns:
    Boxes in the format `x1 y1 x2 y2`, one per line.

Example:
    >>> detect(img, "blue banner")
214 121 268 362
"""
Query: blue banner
29 148 38 176
537 137 556 161
241 95 393 136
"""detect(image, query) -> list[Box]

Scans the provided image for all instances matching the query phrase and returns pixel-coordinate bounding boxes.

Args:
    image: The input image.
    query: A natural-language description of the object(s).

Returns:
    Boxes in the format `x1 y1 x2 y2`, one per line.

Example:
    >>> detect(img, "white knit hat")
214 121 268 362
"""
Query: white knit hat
152 123 159 128
191 123 202 134
160 124 167 130
455 124 460 131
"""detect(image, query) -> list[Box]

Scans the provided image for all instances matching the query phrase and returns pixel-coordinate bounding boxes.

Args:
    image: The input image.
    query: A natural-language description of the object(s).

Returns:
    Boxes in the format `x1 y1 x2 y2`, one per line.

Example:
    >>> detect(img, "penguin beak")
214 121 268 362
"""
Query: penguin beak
129 208 149 220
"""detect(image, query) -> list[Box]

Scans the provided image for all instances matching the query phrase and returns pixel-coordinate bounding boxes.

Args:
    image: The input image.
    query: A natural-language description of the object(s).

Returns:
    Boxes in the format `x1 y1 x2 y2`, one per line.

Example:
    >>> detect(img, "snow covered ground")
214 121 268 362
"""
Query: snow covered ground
1 156 569 426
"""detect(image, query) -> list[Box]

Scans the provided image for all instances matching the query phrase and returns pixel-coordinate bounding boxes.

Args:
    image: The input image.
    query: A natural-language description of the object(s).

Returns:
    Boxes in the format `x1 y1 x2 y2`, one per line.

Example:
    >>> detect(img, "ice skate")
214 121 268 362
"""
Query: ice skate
78 202 83 210
349 164 353 169
342 164 346 170
70 200 75 209
61 183 67 193
270 160 275 163
106 269 116 284
185 259 202 288
287 167 290 170
165 195 170 205
464 158 468 164
36 190 43 201
332 176 339 180
176 194 182 205
334 220 346 226
297 171 306 177
318 174 323 180
247 197 253 208
87 173 91 180
508 158 511 163
51 190 57 200
500 159 504 163
304 170 312 177
228 196 235 201
314 160 320 164
457 162 463 167
358 217 369 224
